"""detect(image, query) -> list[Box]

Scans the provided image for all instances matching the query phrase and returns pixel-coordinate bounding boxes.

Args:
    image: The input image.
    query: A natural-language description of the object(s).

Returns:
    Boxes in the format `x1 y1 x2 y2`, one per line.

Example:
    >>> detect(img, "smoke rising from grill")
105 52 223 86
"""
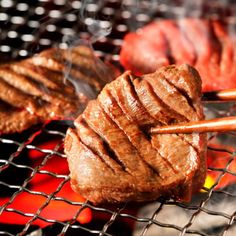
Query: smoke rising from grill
80 0 112 42
61 36 97 101
60 0 114 110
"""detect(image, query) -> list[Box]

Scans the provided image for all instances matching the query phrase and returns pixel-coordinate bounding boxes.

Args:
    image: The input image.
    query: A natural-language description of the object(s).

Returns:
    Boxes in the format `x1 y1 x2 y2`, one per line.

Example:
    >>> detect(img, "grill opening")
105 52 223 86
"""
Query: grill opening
0 0 236 235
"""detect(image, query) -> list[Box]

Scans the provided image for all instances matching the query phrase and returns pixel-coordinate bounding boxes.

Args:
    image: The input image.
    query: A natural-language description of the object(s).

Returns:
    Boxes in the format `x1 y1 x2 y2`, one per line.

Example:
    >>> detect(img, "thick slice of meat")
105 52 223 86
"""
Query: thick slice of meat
98 87 176 182
158 20 196 65
65 64 207 204
99 84 199 202
212 21 234 75
179 19 221 66
120 22 170 75
212 20 236 90
178 18 221 92
0 45 115 134
120 18 236 92
0 79 38 113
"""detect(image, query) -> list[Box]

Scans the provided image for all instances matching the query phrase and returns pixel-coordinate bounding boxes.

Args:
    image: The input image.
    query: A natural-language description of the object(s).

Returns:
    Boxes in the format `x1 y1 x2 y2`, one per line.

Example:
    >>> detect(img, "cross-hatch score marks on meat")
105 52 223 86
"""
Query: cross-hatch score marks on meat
64 64 207 205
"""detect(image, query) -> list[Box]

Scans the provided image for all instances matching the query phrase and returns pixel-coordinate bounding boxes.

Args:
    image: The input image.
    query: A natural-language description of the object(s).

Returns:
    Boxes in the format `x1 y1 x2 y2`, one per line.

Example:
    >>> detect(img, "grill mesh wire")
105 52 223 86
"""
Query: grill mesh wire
0 0 236 235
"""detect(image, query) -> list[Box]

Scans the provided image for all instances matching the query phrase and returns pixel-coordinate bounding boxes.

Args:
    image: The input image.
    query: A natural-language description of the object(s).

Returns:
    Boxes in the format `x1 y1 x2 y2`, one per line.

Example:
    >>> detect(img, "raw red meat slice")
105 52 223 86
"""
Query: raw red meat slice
120 19 236 92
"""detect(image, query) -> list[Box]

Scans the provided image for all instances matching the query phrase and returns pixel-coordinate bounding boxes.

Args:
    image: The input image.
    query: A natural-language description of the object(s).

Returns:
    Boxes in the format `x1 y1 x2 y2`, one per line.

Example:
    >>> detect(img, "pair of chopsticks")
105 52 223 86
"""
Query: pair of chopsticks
151 88 236 134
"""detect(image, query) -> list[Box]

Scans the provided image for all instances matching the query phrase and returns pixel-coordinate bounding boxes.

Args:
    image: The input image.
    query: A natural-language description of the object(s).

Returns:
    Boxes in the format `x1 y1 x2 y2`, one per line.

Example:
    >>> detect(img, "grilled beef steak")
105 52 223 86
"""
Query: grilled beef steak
120 19 236 92
0 45 114 134
64 64 207 204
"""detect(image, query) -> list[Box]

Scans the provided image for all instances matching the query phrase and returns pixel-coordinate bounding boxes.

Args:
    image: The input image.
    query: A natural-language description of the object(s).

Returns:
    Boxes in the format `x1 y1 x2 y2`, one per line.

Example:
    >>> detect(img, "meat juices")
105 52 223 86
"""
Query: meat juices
0 45 114 134
64 64 207 204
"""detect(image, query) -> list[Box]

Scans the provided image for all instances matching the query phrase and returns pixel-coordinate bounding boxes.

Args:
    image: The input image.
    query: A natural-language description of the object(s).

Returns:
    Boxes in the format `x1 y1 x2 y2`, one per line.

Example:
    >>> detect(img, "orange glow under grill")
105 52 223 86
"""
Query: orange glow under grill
1 139 235 227
0 140 92 227
205 143 236 189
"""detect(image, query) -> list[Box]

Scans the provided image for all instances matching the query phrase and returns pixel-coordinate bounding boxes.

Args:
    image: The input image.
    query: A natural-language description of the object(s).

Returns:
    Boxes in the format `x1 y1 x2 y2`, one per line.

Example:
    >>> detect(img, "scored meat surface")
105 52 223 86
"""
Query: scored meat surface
0 45 114 134
120 19 236 92
64 64 207 204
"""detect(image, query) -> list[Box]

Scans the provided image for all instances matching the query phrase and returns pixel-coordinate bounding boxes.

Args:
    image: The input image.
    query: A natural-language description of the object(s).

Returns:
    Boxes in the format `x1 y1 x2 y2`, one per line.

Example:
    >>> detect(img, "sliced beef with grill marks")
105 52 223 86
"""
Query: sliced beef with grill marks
65 64 207 204
0 45 115 134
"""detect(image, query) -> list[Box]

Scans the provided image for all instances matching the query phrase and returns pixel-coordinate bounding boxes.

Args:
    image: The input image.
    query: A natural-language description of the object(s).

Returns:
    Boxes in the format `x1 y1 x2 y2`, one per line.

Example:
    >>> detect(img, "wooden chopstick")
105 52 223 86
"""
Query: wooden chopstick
149 88 236 134
150 116 236 134
202 88 236 102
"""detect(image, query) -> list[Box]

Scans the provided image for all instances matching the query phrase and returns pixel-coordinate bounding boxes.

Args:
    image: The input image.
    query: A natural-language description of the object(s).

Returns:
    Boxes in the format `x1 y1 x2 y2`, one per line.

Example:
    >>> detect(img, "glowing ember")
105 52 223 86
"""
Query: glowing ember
205 143 236 189
0 140 92 227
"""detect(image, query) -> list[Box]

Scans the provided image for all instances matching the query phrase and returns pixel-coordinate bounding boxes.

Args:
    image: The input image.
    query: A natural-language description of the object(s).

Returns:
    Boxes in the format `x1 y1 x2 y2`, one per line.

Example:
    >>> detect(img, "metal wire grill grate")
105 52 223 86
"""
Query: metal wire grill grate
0 0 236 235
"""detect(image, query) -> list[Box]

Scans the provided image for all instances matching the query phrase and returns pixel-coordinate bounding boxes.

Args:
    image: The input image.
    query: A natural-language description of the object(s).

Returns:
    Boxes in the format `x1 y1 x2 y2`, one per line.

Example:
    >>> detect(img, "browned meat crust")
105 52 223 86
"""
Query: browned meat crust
0 45 114 134
64 64 207 204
